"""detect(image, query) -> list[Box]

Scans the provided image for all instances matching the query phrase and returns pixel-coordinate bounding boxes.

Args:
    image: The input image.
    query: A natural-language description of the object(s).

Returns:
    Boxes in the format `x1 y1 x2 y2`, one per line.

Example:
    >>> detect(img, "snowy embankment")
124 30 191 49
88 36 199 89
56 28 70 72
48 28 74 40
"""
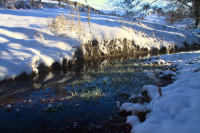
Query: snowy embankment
0 5 199 81
121 51 200 133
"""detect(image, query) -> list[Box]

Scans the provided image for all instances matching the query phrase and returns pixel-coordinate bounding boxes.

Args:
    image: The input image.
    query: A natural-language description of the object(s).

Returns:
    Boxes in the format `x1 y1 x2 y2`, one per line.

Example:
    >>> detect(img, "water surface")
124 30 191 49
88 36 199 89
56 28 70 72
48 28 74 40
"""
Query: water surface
0 53 161 133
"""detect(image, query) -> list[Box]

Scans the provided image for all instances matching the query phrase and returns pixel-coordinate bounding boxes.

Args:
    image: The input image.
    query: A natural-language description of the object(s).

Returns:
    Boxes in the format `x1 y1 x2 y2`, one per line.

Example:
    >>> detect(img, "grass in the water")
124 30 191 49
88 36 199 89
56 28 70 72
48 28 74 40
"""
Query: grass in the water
61 60 165 99
68 88 105 101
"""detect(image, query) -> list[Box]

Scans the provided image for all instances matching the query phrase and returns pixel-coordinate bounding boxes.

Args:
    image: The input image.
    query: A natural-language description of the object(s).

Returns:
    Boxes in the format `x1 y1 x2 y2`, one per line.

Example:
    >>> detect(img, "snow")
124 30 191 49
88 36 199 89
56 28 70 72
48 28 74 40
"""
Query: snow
0 1 200 132
116 101 120 108
162 70 175 76
0 1 199 83
123 51 200 133
121 103 148 112
67 0 118 14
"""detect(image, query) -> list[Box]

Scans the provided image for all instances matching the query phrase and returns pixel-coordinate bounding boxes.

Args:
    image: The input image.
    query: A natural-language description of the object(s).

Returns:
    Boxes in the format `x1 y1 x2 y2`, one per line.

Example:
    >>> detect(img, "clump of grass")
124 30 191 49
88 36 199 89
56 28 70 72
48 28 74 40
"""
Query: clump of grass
128 90 151 104
47 13 67 35
120 90 152 122
47 7 83 37
68 88 105 102
80 88 105 99
42 102 63 113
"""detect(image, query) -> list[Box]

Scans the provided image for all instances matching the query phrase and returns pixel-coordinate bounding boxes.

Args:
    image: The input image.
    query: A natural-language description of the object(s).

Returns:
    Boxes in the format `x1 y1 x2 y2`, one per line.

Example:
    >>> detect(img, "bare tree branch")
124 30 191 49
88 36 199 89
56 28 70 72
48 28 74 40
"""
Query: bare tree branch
136 0 158 20
119 0 143 15
175 0 194 10
186 19 200 39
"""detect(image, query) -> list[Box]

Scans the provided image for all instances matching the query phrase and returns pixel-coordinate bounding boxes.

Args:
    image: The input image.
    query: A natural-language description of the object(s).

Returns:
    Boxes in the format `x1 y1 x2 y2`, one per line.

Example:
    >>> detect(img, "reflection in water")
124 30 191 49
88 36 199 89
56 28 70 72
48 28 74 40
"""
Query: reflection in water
0 53 153 99
0 53 160 133
83 53 152 69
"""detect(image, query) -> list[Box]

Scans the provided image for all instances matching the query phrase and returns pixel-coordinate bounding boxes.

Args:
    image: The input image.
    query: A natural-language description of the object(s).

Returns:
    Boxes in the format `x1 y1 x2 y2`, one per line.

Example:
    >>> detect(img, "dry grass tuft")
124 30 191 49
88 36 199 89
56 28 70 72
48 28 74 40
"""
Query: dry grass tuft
47 14 67 35
87 5 92 33
47 7 84 37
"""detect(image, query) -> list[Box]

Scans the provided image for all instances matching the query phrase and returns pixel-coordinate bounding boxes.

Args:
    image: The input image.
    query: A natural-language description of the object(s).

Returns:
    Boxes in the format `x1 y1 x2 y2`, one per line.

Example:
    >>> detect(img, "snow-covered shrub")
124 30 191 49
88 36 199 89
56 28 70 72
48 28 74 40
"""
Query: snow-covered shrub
2 0 31 9
4 0 16 9
32 2 42 9
15 0 31 9
0 2 4 7
43 3 59 8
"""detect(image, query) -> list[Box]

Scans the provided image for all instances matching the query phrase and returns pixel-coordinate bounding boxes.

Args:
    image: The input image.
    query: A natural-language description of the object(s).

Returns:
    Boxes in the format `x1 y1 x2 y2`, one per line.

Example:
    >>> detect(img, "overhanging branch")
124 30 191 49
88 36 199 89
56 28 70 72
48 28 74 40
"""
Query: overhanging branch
175 0 194 10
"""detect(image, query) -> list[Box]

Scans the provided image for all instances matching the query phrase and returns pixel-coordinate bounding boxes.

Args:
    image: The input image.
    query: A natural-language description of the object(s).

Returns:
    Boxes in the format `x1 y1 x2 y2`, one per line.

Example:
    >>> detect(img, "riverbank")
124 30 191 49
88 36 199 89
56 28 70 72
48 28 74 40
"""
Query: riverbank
122 50 200 133
0 53 165 133
0 49 199 132
0 2 200 82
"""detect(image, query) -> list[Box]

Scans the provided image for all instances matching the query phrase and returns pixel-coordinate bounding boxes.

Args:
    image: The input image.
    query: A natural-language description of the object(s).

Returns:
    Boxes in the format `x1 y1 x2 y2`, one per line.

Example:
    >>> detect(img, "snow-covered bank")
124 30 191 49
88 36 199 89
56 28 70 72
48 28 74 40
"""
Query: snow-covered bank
122 51 200 133
0 5 199 81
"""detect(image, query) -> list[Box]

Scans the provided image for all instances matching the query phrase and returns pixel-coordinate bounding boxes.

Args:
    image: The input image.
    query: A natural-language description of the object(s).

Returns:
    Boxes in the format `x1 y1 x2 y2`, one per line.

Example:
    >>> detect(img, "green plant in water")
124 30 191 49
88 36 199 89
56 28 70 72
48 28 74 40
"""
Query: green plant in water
68 88 105 102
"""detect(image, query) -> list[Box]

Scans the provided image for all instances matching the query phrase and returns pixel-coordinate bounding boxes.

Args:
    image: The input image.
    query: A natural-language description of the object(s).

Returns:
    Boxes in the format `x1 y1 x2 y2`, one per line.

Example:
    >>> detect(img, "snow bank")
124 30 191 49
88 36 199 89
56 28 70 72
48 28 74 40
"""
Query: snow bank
0 5 199 81
124 51 200 133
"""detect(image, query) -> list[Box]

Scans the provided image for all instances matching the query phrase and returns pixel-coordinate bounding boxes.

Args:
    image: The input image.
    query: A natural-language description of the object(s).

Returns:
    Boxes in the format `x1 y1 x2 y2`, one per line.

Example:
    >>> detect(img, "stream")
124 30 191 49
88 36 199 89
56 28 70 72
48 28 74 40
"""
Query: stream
0 53 166 133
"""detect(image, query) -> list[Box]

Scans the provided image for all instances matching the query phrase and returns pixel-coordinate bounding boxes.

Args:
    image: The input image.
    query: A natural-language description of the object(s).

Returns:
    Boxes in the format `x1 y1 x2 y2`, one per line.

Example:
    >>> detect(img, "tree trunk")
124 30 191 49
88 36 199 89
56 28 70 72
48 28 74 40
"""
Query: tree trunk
32 0 34 6
59 0 61 7
194 1 200 28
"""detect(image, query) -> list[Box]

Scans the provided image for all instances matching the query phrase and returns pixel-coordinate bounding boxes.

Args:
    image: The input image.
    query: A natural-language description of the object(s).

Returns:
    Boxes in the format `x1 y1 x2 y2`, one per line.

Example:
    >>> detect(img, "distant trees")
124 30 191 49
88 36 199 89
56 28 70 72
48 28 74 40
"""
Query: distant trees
158 0 200 28
107 0 158 17
0 0 32 9
193 0 200 27
58 0 61 7
167 0 200 28
151 6 165 16
142 3 151 14
108 0 143 15
108 0 200 28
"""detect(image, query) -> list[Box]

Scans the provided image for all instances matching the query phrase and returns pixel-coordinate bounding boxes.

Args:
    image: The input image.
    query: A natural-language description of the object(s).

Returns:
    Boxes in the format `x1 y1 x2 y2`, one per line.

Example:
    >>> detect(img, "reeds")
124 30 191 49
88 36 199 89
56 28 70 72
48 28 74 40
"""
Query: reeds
47 7 83 37
87 5 92 33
